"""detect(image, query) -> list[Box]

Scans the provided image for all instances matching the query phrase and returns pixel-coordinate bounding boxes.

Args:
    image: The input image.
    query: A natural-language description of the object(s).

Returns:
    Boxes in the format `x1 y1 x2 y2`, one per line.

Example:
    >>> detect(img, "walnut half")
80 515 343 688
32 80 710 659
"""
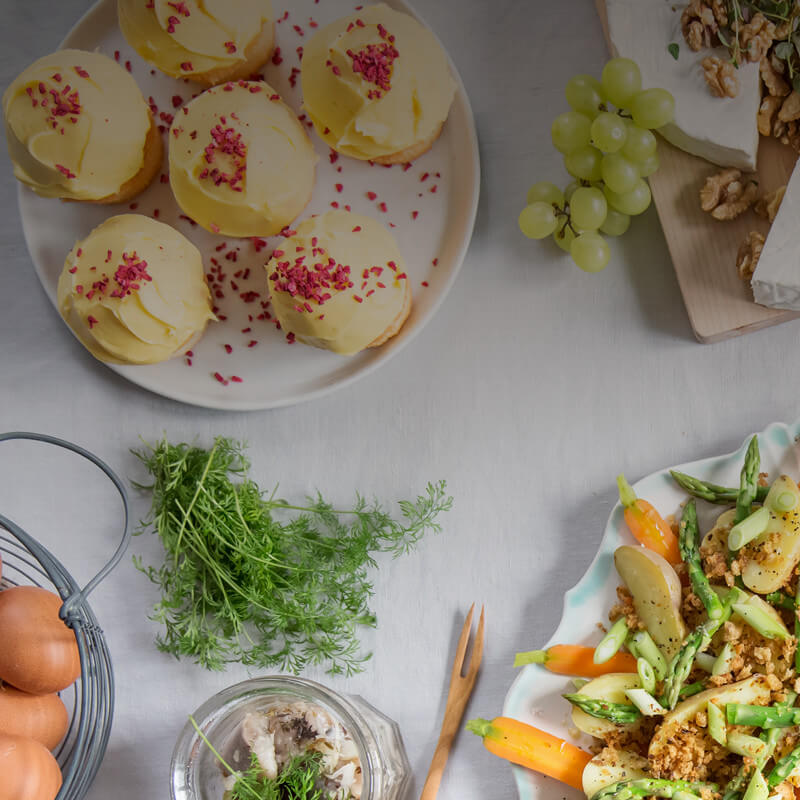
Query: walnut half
754 185 786 223
736 231 765 281
700 168 758 219
702 56 739 98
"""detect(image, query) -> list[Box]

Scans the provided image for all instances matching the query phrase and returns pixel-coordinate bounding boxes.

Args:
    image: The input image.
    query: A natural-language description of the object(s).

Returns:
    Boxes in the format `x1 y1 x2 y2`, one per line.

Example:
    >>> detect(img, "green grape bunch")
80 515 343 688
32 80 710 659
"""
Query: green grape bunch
518 57 675 273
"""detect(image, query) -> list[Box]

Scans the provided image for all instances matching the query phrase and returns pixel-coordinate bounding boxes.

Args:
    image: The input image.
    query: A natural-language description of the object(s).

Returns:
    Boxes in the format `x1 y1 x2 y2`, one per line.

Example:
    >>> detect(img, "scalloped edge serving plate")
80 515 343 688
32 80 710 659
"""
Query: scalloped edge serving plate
503 419 800 800
17 0 480 411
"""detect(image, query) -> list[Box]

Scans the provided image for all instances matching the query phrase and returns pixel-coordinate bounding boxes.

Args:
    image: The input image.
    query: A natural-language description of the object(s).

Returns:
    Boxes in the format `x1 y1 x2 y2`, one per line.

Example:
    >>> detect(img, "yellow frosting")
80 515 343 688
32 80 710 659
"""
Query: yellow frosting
169 81 317 237
301 3 456 160
3 50 152 201
118 0 273 80
266 210 409 355
57 214 215 364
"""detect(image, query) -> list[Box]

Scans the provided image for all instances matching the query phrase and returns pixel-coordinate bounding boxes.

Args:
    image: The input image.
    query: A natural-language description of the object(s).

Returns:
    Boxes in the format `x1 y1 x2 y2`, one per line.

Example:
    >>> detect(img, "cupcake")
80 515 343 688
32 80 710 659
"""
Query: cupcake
57 214 215 364
169 80 317 237
3 49 161 203
118 0 275 86
301 4 456 164
265 210 411 354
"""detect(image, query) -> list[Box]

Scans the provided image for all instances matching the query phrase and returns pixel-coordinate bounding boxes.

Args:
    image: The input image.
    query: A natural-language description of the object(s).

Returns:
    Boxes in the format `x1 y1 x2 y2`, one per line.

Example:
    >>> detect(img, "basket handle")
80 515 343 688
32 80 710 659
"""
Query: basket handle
0 431 130 622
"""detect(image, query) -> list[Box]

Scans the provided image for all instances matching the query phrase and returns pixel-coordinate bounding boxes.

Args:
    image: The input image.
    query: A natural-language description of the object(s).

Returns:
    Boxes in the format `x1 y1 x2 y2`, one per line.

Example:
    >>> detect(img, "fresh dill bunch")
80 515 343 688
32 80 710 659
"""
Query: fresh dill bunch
231 751 326 800
132 436 452 675
189 716 330 800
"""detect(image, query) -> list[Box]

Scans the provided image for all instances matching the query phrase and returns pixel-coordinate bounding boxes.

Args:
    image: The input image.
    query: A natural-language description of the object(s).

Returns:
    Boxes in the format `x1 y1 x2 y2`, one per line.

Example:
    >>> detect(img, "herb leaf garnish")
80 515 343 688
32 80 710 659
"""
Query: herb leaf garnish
133 437 452 675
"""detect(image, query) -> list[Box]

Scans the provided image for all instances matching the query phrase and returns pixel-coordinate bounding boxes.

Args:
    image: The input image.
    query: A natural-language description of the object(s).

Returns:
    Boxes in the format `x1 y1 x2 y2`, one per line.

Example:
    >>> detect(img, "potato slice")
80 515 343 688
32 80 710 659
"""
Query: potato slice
571 672 642 739
648 675 771 762
741 476 800 594
614 545 686 660
701 508 736 552
582 750 649 798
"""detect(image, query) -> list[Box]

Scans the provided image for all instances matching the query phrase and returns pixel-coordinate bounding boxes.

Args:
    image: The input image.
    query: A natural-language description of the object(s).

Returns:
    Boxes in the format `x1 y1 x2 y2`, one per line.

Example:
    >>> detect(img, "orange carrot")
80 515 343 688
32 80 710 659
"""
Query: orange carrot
467 716 592 789
513 644 637 676
617 474 681 564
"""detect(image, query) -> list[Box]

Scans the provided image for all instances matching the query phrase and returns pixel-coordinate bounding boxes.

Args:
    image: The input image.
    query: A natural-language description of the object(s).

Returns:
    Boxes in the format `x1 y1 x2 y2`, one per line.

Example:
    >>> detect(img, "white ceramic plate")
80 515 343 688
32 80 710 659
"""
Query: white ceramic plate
503 419 800 800
17 0 479 410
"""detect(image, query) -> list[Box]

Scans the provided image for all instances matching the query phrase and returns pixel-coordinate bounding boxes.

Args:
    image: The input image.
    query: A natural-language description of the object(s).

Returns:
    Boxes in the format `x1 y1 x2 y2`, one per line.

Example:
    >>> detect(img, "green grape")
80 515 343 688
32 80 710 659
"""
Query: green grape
553 218 578 252
599 207 630 236
551 111 592 154
564 180 582 202
601 153 639 193
622 125 657 162
571 231 611 272
590 112 628 153
565 145 603 181
601 57 642 109
565 74 604 117
630 88 675 129
636 152 660 177
526 181 565 207
570 186 608 230
518 202 559 239
603 178 652 216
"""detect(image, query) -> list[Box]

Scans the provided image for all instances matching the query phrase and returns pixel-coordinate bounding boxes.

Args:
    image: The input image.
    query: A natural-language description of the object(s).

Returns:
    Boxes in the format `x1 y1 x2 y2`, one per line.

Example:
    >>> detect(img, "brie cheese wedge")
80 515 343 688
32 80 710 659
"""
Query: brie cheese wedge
606 0 761 170
751 164 800 308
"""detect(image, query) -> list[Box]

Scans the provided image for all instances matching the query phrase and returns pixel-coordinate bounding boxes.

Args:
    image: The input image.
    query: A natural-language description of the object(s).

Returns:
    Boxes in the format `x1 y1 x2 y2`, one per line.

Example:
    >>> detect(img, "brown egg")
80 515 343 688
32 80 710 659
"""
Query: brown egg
0 586 81 694
0 732 62 800
0 683 69 750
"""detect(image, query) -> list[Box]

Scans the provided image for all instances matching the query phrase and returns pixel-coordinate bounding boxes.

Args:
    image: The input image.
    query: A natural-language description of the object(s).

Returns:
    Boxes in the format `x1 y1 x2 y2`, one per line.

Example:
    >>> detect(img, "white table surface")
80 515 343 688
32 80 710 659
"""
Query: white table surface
4 2 800 799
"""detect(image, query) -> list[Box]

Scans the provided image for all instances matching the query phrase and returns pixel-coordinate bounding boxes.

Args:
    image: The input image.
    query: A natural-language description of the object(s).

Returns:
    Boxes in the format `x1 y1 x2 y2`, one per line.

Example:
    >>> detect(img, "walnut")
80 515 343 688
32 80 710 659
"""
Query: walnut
760 57 791 98
734 13 777 63
758 95 784 135
754 185 786 222
681 0 727 50
736 231 765 281
779 119 800 153
702 56 739 98
700 168 758 219
779 91 800 121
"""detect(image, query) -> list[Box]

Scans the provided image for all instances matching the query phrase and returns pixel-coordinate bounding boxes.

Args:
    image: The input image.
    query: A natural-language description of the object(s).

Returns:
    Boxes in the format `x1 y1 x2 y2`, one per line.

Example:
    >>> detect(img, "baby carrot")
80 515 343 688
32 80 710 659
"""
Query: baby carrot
513 644 637 676
467 716 592 789
617 474 681 564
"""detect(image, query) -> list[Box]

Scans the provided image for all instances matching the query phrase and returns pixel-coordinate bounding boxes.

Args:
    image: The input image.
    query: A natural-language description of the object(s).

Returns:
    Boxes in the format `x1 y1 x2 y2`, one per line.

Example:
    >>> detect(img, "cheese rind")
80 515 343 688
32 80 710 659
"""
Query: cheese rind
605 0 761 170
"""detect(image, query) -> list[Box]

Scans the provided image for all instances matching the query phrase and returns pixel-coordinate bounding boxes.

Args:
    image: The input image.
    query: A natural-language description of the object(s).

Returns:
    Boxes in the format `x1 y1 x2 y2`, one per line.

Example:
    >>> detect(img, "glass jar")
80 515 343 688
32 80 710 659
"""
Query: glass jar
170 675 412 800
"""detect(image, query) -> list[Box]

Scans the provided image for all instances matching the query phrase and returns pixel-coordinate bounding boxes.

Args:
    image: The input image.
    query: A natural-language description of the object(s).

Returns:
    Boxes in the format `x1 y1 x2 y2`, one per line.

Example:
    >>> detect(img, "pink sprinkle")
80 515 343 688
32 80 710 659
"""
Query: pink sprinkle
335 183 343 192
68 266 77 274
224 344 232 353
230 376 243 383
286 332 296 343
87 315 98 328
181 61 194 71
114 50 120 61
352 225 361 232
272 47 283 65
432 258 439 266
411 210 419 220
76 248 83 257
129 202 138 210
74 66 90 79
186 350 194 357
171 95 183 108
210 222 221 233
421 280 429 287
247 340 258 347
430 184 438 193
366 191 377 201
224 41 237 53
214 372 229 385
378 201 387 212
420 172 429 182
125 61 132 72
55 163 76 179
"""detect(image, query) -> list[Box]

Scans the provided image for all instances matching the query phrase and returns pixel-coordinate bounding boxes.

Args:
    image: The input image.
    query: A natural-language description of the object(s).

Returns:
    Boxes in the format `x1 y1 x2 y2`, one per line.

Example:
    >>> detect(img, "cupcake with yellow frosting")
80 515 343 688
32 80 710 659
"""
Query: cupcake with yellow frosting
118 0 275 86
265 210 411 355
169 80 316 237
3 50 161 203
301 4 456 164
57 214 215 364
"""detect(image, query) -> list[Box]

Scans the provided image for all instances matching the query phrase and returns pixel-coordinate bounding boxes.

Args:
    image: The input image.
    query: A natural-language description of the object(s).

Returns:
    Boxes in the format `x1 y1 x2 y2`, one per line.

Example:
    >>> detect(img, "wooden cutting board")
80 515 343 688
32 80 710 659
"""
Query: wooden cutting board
596 0 800 343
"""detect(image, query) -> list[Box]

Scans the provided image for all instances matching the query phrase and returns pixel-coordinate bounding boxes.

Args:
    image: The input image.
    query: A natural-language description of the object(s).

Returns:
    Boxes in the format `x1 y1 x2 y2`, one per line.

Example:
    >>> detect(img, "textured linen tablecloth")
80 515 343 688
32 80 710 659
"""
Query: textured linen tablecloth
3 2 800 799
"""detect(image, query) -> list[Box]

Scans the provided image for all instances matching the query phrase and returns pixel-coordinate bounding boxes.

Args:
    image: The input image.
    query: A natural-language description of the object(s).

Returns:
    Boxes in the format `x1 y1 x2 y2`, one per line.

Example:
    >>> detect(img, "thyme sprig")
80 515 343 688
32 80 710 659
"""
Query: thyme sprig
133 437 452 675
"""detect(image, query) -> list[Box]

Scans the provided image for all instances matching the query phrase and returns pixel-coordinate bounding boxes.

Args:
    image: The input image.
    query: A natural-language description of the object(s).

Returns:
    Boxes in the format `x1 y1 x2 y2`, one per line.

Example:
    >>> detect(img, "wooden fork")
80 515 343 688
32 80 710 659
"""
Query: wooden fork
419 603 485 800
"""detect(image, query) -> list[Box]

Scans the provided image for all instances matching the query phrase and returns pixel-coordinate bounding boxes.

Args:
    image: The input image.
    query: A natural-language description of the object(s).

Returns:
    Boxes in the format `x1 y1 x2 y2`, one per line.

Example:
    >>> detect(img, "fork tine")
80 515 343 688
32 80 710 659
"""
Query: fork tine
469 605 485 673
450 603 475 680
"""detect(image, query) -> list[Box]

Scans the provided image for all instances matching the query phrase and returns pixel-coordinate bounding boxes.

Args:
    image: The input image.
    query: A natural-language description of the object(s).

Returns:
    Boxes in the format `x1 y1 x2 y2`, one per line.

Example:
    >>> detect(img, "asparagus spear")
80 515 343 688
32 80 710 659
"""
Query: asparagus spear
721 692 796 800
735 436 761 525
767 742 800 788
679 499 724 619
669 471 768 506
726 704 800 729
764 591 796 611
591 777 718 800
562 693 641 724
660 606 732 710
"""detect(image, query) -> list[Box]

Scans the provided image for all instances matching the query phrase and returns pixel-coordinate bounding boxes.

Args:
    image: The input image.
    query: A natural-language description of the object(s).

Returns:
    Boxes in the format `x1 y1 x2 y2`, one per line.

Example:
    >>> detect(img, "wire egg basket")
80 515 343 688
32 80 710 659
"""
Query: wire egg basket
0 431 130 800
